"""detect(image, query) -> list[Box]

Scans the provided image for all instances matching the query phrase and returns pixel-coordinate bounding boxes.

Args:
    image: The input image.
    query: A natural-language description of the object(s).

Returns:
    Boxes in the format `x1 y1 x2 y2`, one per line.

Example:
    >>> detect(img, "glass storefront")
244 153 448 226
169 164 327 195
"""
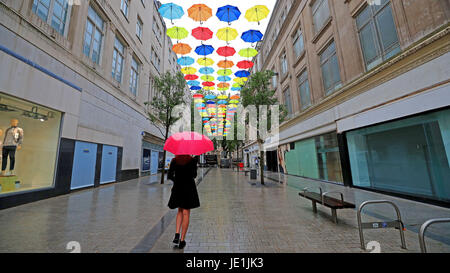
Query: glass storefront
284 132 344 183
0 92 62 195
347 109 450 202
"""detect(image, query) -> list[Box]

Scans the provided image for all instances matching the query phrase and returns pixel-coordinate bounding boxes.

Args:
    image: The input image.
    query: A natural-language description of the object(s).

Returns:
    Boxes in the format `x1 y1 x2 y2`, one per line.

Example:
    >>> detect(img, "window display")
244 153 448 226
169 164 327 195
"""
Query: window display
0 93 62 195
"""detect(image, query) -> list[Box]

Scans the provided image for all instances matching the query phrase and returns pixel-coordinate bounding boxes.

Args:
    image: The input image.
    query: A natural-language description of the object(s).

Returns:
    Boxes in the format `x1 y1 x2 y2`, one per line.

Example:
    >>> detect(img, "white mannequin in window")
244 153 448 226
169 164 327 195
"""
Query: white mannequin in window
1 119 24 176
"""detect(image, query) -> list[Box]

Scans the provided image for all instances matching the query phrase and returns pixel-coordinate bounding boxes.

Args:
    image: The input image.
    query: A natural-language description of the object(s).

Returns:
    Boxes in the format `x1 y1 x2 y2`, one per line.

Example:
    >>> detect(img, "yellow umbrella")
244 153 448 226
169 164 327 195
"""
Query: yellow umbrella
197 57 214 66
217 69 232 76
203 86 215 91
217 95 228 100
239 48 258 58
201 75 215 81
181 67 197 74
218 87 229 91
245 5 270 25
216 27 238 42
232 83 243 88
166 26 189 40
234 78 248 85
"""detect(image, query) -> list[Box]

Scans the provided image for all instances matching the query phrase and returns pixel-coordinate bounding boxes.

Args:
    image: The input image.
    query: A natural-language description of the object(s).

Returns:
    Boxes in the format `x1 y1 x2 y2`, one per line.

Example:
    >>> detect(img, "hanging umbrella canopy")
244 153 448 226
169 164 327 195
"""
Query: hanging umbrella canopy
159 3 184 22
216 27 239 42
231 87 241 91
230 95 240 100
232 83 243 88
188 4 213 23
190 86 202 91
173 43 192 55
217 60 234 69
177 56 195 66
234 77 248 85
237 60 254 69
202 82 215 87
217 46 236 57
239 48 258 58
204 94 216 100
216 5 241 24
199 67 215 74
218 76 232 82
218 83 230 89
164 132 214 156
218 95 228 100
235 70 251 78
241 30 264 43
217 100 228 105
181 67 197 74
185 74 198 81
197 57 214 66
187 80 200 86
195 44 215 56
217 69 232 76
201 75 215 82
167 26 189 40
229 100 240 104
203 86 215 91
192 27 213 41
245 5 270 25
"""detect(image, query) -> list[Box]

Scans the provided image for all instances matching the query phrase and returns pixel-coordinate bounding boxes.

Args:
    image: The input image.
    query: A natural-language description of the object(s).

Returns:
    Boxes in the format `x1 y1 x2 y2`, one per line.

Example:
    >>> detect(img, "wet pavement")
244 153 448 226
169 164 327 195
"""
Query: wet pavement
0 168 449 253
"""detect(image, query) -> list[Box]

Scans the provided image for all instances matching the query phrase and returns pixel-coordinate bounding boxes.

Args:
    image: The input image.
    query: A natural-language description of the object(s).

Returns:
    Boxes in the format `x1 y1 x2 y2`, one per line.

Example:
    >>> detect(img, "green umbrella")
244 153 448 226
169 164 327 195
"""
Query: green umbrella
201 75 215 81
217 69 232 76
167 26 189 40
239 48 258 58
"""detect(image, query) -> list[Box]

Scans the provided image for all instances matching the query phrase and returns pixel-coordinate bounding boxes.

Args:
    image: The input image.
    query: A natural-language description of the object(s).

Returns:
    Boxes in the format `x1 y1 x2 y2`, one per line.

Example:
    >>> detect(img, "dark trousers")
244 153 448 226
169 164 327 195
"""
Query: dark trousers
2 146 17 171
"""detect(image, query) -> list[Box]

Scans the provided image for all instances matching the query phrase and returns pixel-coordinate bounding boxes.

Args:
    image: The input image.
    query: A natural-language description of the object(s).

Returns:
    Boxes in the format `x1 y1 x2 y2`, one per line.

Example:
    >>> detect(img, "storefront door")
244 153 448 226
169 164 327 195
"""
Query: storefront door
100 145 117 184
151 151 159 175
71 141 97 190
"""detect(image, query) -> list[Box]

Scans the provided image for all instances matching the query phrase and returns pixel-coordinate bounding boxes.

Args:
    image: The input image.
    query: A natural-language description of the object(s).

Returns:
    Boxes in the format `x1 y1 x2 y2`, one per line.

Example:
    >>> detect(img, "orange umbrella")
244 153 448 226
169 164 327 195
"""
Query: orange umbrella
218 83 230 89
173 43 192 55
217 60 234 69
188 4 212 23
230 95 240 100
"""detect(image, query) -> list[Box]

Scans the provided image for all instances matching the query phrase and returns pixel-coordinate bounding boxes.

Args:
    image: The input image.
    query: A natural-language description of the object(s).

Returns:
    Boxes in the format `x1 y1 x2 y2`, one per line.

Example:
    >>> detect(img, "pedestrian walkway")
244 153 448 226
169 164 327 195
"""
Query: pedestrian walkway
0 168 449 253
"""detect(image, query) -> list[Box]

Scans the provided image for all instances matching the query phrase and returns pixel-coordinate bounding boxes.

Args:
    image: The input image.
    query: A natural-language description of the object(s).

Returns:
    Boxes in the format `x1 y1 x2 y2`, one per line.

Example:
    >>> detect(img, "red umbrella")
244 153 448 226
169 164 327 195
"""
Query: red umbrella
202 82 215 87
217 46 236 57
164 132 214 155
184 74 199 80
237 60 254 69
192 27 213 41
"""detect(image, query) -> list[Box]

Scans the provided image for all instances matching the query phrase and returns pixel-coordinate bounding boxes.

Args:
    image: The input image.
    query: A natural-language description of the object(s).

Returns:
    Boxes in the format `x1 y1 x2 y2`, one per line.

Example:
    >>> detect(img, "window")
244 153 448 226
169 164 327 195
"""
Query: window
312 0 330 34
298 70 311 110
32 0 71 35
83 6 104 64
153 18 162 43
272 69 278 89
293 27 305 58
280 52 288 75
136 17 143 40
151 47 161 70
112 37 125 82
121 0 129 18
320 41 341 95
283 88 292 116
130 57 139 96
356 0 400 70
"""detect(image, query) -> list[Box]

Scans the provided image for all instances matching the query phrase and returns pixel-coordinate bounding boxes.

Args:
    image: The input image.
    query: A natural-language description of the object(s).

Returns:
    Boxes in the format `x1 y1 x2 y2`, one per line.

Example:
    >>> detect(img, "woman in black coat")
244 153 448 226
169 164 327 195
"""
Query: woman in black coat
167 155 200 249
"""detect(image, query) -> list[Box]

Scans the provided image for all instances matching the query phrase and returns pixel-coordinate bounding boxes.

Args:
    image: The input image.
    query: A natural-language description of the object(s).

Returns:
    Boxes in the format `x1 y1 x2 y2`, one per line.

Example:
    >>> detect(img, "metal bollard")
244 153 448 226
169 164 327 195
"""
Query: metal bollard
419 218 450 253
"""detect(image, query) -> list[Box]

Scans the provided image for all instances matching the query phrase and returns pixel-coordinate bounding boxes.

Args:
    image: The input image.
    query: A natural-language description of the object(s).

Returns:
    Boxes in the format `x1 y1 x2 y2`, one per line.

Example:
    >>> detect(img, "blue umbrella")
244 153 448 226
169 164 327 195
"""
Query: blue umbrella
199 67 215 74
231 87 241 91
216 5 241 24
190 86 202 91
205 95 217 100
196 103 205 107
235 70 250 78
241 30 263 43
217 100 228 104
206 101 216 105
158 3 184 23
218 76 232 82
187 80 200 86
195 45 215 56
177 56 194 66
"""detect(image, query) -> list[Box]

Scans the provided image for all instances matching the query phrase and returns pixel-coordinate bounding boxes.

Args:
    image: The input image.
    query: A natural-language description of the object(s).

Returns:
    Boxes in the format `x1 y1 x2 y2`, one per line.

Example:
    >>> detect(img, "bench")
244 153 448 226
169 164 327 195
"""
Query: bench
298 187 355 224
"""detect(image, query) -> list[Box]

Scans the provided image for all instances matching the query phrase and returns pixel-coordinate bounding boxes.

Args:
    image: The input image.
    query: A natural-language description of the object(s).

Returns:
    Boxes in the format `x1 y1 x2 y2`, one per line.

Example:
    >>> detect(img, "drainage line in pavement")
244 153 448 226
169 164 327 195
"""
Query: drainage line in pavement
130 167 212 253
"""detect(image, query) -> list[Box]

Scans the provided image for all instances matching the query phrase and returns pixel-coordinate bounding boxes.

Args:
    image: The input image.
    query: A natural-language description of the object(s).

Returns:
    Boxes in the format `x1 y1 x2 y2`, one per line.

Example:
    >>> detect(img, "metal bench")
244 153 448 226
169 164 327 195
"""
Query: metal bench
298 187 355 223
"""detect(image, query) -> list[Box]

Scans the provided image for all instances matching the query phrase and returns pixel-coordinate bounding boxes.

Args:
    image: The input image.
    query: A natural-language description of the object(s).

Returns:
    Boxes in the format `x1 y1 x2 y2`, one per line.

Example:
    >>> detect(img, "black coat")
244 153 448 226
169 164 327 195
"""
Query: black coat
167 158 200 210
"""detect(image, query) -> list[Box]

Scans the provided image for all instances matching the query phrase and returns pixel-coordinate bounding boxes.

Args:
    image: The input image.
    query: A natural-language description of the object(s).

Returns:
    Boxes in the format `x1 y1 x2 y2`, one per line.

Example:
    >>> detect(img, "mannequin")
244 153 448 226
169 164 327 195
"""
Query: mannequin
1 119 24 176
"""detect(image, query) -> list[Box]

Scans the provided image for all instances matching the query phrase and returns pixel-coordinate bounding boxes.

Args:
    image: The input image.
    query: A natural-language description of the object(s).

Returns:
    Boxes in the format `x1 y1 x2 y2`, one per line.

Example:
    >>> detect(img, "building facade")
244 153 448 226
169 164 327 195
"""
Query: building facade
0 0 183 209
247 0 450 206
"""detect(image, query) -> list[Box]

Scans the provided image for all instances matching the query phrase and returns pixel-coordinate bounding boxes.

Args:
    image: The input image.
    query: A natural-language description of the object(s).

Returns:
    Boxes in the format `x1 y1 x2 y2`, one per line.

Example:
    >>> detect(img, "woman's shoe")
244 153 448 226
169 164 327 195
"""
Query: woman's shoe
173 233 180 244
178 241 186 249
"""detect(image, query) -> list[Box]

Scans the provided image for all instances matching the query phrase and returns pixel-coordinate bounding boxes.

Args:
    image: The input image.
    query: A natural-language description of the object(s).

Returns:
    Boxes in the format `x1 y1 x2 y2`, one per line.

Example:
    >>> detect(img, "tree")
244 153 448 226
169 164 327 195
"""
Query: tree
145 71 187 184
241 70 287 185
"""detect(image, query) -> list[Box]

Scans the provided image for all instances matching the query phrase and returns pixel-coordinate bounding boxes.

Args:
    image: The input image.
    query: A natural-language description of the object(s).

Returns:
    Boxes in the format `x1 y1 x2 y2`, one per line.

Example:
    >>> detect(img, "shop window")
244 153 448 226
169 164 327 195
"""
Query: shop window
356 0 400 70
32 0 71 36
0 93 62 195
347 109 450 202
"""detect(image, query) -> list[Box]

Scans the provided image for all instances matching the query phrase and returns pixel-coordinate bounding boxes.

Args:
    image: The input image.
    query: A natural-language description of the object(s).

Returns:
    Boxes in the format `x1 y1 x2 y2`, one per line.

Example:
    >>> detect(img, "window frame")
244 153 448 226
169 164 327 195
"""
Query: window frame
319 40 342 95
112 36 125 83
311 0 331 35
32 0 72 36
83 5 105 64
297 69 311 110
283 88 292 117
120 0 130 19
136 16 143 40
292 26 305 58
130 56 140 96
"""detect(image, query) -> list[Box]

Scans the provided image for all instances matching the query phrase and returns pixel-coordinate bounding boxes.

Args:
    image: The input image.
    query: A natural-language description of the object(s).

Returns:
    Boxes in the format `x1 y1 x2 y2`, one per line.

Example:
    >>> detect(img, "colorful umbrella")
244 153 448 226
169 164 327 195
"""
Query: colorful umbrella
230 95 240 100
239 48 258 58
199 67 215 74
232 83 243 88
181 67 197 74
237 60 254 69
177 56 194 66
217 27 239 43
158 3 184 23
234 78 248 85
235 70 251 78
188 4 213 23
217 69 232 76
217 60 234 69
205 94 216 100
185 74 199 80
218 95 228 100
202 82 215 87
167 26 188 40
217 46 236 57
231 87 242 91
217 100 228 105
164 132 213 156
241 30 263 43
201 75 215 82
192 27 213 41
245 5 270 25
218 83 230 89
190 86 202 90
193 93 203 98
203 86 215 91
195 45 215 56
218 76 232 82
197 57 214 66
173 43 192 55
216 5 241 24
187 80 200 86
